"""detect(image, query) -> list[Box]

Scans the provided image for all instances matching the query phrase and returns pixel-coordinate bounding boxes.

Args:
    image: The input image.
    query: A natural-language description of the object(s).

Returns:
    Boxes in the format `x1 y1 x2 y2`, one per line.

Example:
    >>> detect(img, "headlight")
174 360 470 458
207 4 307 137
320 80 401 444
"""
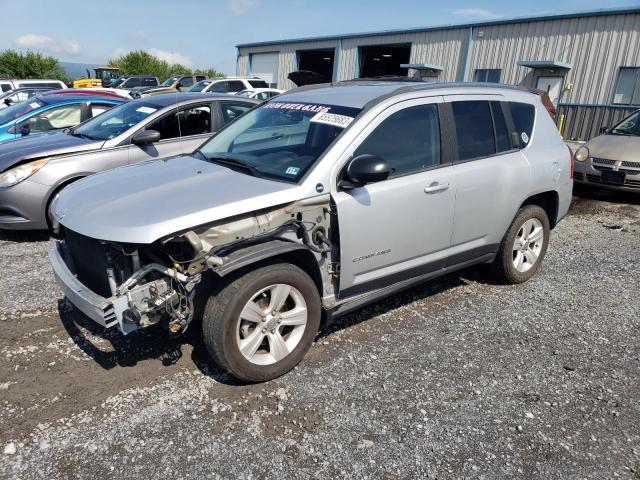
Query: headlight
0 159 49 188
574 146 589 162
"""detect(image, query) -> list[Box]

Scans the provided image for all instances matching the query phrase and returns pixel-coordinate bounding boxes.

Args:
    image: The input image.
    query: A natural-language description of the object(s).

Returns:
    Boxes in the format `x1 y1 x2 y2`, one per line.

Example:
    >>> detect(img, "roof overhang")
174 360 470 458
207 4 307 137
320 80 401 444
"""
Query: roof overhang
517 60 572 70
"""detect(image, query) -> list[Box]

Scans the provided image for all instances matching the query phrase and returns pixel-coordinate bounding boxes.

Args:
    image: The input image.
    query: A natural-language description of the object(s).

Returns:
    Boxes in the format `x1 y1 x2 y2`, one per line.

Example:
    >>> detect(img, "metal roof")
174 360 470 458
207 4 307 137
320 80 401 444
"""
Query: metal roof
276 81 530 109
236 7 640 48
517 60 572 70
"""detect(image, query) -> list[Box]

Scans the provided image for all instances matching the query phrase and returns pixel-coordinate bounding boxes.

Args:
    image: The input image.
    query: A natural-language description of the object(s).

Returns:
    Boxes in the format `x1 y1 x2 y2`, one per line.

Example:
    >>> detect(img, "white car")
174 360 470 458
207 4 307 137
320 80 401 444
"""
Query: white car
0 79 67 94
236 88 283 101
189 77 270 95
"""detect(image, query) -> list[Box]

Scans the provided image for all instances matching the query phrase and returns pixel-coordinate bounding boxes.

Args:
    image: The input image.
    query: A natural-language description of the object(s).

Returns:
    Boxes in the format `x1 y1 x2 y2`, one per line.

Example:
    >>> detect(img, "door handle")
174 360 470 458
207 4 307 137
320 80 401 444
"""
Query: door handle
424 182 449 194
271 133 285 139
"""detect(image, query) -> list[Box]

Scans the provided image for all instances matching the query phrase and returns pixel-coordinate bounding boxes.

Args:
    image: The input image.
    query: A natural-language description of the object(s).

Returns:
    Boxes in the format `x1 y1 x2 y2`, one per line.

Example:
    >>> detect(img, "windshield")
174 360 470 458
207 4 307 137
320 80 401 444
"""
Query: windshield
72 100 162 141
162 76 179 87
611 111 640 136
0 99 44 126
198 101 361 182
190 80 211 92
111 78 124 88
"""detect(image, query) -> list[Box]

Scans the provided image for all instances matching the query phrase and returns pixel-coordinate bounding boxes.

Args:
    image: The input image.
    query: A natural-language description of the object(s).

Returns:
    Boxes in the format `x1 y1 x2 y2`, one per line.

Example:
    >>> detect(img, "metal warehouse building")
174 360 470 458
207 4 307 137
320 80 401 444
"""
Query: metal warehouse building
236 7 640 140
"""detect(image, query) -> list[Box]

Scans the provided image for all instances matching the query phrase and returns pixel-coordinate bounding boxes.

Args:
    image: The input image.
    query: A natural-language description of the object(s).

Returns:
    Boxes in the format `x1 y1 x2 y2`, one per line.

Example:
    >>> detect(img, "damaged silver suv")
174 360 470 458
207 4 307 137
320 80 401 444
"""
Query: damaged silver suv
49 82 573 382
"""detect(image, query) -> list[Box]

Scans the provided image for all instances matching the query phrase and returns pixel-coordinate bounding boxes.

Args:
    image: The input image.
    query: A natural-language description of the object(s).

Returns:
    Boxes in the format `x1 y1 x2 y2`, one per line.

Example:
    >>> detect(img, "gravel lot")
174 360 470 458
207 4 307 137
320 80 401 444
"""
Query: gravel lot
1 188 639 479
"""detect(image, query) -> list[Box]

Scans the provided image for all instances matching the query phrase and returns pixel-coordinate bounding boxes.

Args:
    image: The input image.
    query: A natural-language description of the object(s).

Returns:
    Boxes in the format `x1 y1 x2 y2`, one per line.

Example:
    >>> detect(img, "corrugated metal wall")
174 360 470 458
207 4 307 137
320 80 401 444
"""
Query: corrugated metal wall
237 11 640 139
469 13 640 104
239 39 337 91
339 28 467 81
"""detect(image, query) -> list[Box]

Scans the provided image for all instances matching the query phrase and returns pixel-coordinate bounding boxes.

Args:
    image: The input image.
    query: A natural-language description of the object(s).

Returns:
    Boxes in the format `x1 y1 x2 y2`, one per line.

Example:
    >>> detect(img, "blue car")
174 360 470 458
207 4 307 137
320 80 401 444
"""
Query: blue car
0 93 126 143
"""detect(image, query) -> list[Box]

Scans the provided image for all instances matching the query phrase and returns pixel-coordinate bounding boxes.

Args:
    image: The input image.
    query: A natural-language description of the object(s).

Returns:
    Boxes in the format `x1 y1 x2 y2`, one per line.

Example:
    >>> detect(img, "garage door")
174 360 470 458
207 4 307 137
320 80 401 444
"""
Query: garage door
251 53 280 88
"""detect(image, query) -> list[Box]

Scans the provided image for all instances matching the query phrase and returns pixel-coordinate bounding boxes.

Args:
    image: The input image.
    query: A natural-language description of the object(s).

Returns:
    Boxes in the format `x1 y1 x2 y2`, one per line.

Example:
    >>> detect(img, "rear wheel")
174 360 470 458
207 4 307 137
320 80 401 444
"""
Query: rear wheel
491 205 550 284
202 263 321 382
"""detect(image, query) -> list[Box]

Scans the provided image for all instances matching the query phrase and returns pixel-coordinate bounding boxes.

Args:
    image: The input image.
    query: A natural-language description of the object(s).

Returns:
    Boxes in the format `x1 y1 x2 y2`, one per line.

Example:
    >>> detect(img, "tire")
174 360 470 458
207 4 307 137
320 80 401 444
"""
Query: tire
202 262 321 382
491 205 550 284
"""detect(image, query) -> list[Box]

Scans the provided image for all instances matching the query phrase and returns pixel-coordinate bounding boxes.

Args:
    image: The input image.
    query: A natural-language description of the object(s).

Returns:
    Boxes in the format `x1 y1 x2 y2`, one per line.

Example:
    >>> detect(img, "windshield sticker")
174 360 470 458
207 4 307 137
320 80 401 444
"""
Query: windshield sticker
263 102 330 113
29 102 40 109
310 111 354 128
285 166 301 176
521 132 529 144
136 106 157 114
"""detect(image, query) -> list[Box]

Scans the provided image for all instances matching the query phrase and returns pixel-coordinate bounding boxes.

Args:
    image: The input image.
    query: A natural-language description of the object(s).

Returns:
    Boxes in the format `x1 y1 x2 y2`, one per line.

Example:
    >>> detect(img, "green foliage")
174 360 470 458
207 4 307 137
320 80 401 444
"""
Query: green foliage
108 50 225 82
0 49 69 83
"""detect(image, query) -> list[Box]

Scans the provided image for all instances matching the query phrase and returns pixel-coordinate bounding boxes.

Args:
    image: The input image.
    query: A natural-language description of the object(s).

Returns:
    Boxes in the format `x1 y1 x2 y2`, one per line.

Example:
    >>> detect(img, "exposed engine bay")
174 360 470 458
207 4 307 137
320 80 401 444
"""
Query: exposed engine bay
54 195 335 335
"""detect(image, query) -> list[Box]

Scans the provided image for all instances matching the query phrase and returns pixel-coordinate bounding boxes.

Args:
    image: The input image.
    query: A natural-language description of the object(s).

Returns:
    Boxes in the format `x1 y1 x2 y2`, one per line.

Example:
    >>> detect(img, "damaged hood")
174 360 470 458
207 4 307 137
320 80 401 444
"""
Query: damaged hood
54 154 305 244
0 131 102 173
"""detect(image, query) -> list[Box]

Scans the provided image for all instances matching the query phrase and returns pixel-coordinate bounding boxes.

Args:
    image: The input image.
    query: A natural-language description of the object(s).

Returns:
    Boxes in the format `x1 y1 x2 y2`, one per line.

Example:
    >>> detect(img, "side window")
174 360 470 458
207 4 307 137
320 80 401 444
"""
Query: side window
180 77 193 88
226 81 246 92
144 77 157 86
27 104 83 131
211 82 227 93
0 84 11 92
221 102 254 124
508 102 535 147
473 69 502 83
249 80 269 88
451 101 495 161
196 75 206 82
354 104 441 177
90 103 113 118
491 101 511 152
147 105 212 139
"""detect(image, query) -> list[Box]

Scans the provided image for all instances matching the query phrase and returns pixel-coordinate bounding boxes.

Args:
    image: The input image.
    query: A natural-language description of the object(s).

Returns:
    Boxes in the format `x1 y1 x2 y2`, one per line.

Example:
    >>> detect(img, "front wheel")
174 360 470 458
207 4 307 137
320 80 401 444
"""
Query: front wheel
202 263 321 382
491 205 550 284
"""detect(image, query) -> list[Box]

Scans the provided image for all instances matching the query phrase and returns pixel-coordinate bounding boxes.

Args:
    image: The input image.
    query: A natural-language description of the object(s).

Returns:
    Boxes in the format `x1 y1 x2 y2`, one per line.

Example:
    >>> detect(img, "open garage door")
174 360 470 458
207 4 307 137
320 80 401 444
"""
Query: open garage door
251 52 280 87
297 49 335 83
359 44 411 78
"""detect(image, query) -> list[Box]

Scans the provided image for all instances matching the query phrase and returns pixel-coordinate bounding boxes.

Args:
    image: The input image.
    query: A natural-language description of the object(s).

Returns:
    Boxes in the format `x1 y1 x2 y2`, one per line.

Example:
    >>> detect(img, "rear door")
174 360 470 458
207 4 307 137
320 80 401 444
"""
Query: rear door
333 97 457 297
445 96 531 257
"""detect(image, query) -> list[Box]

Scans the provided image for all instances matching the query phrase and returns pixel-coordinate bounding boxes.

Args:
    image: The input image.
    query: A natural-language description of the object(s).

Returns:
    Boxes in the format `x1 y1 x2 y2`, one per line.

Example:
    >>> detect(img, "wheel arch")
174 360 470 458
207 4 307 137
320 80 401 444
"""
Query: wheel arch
212 239 324 295
45 175 86 228
519 190 559 229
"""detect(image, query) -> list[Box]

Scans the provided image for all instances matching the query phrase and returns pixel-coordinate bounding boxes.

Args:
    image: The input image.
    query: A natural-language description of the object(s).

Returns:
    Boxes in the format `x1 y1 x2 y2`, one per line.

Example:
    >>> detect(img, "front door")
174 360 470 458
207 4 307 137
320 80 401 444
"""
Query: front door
536 76 564 107
332 98 456 298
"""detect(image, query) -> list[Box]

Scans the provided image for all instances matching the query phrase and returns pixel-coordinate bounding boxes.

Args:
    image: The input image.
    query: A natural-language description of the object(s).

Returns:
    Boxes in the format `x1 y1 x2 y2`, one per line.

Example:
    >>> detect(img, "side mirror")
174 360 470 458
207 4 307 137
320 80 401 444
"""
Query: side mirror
9 123 30 136
176 82 183 89
131 129 161 145
4 98 13 106
344 154 390 187
599 126 609 135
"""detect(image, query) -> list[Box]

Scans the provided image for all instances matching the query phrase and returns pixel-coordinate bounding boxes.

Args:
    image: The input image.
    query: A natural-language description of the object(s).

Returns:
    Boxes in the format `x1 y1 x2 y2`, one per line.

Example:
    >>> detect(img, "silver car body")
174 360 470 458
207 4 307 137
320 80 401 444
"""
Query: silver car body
50 82 572 335
573 110 640 192
0 93 259 229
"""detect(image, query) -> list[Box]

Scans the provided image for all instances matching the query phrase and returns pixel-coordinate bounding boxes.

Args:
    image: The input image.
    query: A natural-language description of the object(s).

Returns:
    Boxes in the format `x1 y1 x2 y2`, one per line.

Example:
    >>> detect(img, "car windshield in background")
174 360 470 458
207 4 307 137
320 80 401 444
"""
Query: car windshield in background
611 111 640 136
162 77 179 86
72 101 162 141
190 80 212 92
0 99 44 126
198 101 362 182
111 79 124 88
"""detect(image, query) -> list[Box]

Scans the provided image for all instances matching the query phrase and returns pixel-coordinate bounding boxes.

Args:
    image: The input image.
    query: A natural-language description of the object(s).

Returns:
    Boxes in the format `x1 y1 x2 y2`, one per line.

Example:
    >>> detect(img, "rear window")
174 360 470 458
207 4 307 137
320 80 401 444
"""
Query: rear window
509 102 535 147
249 80 269 88
451 101 496 161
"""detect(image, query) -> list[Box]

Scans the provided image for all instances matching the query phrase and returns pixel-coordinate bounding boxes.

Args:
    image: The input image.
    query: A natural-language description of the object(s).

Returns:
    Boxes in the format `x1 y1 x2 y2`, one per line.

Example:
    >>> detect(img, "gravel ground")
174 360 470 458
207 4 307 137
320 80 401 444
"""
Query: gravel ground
0 189 639 479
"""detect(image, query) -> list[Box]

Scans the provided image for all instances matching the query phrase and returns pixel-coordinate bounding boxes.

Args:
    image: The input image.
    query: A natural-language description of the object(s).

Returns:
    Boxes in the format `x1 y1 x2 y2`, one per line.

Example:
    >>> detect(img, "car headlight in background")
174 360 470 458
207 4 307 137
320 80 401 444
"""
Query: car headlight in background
0 159 49 188
574 146 589 162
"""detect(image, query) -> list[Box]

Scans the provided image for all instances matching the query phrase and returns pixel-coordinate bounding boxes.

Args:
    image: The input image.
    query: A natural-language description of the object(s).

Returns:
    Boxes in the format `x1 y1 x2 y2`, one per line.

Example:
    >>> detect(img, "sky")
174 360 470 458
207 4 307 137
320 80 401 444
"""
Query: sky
0 0 638 75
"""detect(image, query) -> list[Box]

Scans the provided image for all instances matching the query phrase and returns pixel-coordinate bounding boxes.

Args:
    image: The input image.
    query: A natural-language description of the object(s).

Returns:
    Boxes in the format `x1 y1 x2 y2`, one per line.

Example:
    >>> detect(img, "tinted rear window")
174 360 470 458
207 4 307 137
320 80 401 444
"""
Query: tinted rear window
509 102 535 146
249 80 268 88
452 101 495 161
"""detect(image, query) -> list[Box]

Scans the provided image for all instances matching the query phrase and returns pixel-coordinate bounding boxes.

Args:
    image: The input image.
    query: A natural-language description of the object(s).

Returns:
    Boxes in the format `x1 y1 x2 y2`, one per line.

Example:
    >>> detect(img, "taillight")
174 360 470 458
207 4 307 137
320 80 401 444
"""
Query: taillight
567 144 574 178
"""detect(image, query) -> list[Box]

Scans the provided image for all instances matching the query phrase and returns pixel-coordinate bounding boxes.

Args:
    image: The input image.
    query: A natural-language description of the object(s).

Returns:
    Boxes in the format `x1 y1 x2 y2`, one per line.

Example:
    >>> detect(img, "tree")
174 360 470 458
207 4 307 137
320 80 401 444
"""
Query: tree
0 49 68 83
108 50 225 82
